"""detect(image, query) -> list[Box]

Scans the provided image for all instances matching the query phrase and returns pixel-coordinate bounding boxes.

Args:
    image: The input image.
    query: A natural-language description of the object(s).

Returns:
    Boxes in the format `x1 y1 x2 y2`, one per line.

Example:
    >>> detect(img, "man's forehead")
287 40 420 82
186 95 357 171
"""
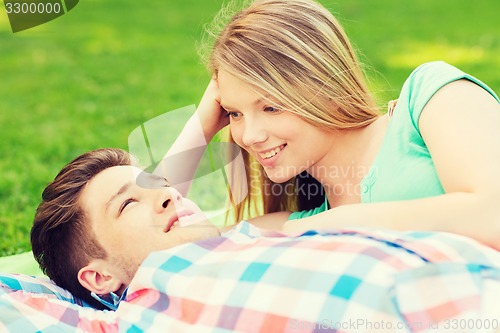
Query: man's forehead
80 166 138 209
91 166 140 188
85 166 166 200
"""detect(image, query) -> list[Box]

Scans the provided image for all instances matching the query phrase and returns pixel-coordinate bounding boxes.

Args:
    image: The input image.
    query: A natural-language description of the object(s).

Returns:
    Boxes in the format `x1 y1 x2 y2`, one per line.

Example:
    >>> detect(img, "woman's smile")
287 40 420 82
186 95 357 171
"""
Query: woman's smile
255 144 287 167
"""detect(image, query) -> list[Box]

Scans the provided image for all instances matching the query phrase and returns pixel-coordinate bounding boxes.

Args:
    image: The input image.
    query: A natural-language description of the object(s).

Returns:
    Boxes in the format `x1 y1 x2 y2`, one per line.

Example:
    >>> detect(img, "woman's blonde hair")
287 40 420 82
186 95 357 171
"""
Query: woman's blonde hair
203 0 381 222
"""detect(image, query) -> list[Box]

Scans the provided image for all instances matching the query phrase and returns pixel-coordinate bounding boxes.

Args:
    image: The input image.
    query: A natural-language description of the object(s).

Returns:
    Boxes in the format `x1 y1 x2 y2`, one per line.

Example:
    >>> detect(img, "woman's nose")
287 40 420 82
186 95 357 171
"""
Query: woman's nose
241 118 268 147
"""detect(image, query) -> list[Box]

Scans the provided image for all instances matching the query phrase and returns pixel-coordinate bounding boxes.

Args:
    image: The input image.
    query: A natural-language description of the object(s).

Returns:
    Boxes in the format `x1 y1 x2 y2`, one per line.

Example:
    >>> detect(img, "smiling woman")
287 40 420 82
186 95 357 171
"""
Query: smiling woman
217 70 339 181
192 0 500 249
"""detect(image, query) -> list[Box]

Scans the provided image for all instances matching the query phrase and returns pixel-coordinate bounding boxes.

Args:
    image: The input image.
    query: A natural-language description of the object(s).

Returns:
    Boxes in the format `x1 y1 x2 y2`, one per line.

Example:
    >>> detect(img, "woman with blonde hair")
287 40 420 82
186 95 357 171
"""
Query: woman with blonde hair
191 0 500 248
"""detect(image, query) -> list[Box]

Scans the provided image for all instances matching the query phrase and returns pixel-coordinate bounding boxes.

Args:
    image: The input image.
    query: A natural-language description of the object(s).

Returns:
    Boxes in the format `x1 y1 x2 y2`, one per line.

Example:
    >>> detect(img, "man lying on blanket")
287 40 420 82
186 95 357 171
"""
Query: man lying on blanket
25 148 500 332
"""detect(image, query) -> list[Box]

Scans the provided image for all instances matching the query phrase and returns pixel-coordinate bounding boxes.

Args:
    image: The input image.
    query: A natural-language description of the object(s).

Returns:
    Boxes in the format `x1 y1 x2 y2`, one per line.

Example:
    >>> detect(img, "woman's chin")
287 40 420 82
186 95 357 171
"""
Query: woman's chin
264 170 295 184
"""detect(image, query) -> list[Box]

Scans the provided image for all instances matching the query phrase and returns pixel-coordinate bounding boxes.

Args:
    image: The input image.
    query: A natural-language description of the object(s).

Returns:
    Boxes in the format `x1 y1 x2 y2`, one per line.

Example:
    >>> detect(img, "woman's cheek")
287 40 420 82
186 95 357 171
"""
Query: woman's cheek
230 125 244 147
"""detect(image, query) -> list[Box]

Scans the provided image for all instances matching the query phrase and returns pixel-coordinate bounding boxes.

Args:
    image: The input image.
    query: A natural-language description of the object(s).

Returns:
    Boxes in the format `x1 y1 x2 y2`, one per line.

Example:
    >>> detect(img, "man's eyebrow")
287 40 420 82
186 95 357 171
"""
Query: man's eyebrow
105 181 132 213
138 172 169 188
149 173 169 185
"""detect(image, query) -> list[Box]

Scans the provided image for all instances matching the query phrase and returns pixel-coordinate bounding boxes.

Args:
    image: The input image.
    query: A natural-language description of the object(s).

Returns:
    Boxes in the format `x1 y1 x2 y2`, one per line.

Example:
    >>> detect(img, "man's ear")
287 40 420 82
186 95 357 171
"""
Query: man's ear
78 259 123 295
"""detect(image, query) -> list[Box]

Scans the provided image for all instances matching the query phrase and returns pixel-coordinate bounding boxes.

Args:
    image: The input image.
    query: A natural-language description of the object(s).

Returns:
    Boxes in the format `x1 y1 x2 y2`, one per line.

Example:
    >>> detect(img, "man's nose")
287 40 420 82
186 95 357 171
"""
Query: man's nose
157 187 182 212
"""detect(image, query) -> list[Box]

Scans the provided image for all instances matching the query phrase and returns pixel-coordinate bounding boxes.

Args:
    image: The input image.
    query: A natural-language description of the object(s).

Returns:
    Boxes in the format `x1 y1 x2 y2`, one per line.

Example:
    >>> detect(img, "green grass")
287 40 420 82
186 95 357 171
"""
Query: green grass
0 0 498 256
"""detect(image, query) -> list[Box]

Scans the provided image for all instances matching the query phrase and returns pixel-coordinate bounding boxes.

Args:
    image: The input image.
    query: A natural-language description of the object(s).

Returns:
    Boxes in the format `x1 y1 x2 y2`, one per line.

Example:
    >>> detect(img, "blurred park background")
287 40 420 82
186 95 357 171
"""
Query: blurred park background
0 0 499 256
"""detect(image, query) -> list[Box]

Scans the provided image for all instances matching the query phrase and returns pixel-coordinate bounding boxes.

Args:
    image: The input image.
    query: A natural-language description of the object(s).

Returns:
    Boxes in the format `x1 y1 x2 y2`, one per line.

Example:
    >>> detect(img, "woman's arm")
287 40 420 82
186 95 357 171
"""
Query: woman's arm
248 211 292 230
153 79 228 196
284 80 500 249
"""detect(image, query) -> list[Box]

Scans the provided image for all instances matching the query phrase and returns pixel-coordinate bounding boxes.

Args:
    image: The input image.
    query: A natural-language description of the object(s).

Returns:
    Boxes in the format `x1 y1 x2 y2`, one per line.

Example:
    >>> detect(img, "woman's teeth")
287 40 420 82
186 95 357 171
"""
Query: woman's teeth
259 145 284 159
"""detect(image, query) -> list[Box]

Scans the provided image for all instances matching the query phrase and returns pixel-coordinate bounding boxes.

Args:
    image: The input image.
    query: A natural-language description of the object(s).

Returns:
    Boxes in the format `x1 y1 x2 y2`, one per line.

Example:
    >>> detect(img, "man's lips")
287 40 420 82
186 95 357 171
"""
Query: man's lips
164 209 194 232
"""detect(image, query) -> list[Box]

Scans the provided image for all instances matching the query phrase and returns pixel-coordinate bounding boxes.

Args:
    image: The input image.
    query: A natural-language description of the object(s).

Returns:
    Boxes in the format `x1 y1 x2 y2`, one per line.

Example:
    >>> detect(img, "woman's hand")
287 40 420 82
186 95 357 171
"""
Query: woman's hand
387 99 398 117
196 78 229 142
281 218 315 236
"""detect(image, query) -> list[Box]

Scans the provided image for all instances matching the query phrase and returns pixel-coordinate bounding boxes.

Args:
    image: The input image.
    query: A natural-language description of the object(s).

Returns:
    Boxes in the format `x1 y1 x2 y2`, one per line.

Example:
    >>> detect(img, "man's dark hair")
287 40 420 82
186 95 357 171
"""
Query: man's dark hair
31 148 131 309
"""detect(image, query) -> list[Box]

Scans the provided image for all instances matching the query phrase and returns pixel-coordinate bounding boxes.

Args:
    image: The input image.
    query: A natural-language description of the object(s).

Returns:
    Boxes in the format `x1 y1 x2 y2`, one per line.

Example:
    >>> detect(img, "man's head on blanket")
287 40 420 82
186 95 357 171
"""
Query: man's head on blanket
31 148 219 309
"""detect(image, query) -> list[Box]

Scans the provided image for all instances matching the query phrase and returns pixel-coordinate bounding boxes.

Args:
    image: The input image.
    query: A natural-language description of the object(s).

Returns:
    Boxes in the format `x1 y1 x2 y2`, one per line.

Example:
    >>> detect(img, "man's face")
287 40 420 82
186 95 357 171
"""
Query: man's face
79 165 220 283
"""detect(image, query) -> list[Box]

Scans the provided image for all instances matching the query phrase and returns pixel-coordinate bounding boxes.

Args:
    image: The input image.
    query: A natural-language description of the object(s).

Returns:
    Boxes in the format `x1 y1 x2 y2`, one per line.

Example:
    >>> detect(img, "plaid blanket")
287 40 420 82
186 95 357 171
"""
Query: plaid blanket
2 222 500 332
0 274 117 332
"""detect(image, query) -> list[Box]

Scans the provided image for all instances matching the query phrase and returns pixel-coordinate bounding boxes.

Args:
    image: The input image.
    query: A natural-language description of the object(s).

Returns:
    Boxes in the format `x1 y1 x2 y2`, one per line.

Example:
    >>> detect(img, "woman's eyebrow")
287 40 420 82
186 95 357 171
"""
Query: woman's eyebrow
221 94 272 111
220 102 236 111
105 181 132 213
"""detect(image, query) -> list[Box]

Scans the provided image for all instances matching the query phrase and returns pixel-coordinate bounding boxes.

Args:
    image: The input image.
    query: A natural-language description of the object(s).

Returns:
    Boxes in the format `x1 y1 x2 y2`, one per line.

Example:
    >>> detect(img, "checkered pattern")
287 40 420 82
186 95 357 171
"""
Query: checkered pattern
0 274 118 332
119 223 500 332
1 223 500 332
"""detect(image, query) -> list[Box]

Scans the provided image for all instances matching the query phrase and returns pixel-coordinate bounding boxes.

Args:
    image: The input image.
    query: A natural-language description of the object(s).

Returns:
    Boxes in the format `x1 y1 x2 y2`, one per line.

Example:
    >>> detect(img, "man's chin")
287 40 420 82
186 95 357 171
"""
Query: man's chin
180 222 221 243
178 212 209 227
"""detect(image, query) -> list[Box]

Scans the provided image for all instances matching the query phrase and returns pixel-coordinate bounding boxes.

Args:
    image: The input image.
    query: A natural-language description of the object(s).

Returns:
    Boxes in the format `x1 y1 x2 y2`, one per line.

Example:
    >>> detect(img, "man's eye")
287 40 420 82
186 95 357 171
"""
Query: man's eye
119 198 136 214
162 177 170 187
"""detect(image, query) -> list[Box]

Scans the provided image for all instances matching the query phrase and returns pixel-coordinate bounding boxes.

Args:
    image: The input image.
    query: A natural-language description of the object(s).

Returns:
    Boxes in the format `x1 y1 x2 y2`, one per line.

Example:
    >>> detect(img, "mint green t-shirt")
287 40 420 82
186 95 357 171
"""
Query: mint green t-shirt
289 61 500 220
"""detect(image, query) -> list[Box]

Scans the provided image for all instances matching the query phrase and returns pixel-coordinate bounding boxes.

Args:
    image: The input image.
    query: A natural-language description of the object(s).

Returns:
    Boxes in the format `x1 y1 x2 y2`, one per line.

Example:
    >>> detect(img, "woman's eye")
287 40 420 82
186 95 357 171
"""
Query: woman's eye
228 111 242 120
263 106 281 113
119 198 136 214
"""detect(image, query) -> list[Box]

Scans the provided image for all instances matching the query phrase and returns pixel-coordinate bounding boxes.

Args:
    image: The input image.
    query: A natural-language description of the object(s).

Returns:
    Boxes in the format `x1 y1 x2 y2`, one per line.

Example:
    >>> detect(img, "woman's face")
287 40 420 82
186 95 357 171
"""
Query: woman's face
217 70 335 183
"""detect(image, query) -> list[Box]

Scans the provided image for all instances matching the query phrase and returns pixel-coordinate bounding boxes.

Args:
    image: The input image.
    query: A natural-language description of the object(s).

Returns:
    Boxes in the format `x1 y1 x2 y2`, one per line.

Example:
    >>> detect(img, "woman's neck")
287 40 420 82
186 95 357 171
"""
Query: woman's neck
308 114 389 206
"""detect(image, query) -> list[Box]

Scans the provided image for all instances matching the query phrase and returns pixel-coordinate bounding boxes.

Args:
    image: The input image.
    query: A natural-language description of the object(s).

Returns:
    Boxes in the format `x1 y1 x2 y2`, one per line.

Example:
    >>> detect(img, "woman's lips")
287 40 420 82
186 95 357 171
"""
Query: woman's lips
256 144 286 167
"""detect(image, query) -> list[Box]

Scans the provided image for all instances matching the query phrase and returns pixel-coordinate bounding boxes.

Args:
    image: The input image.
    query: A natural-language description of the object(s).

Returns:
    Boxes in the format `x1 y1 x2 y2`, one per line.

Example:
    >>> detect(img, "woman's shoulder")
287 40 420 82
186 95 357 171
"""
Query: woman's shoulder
409 61 461 77
403 61 497 101
398 61 498 129
403 61 467 98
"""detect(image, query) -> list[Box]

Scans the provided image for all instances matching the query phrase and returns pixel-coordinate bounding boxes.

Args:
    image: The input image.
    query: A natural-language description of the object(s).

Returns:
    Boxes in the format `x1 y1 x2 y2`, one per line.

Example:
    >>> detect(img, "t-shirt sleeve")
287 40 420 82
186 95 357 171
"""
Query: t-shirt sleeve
288 200 328 220
401 61 499 132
